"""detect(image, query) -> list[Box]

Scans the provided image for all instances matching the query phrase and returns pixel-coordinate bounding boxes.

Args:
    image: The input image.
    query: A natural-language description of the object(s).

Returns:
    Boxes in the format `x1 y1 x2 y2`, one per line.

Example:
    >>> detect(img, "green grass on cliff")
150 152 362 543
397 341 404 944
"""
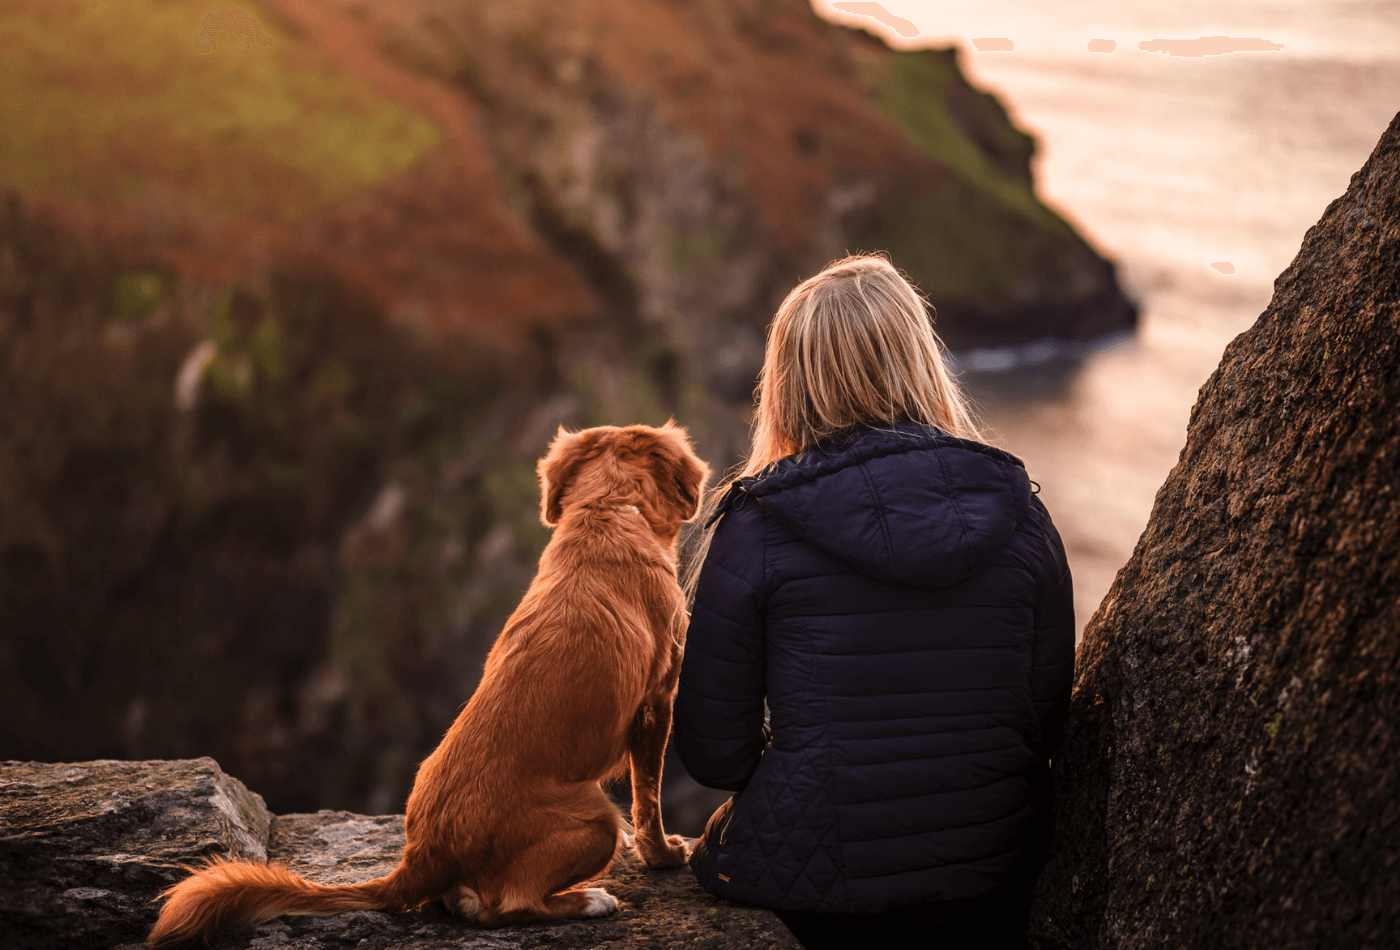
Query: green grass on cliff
870 51 1056 229
0 0 440 219
869 51 1073 299
879 177 1022 300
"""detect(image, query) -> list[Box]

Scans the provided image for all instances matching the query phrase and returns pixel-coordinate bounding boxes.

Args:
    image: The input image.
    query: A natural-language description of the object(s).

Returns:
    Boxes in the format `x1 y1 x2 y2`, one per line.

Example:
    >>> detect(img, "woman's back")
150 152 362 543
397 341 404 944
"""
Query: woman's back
675 422 1074 913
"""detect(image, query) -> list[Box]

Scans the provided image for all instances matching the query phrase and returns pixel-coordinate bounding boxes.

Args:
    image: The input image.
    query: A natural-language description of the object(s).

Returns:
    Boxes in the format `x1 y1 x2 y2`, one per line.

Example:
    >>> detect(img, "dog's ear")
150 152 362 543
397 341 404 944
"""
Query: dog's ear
648 422 710 522
538 427 594 527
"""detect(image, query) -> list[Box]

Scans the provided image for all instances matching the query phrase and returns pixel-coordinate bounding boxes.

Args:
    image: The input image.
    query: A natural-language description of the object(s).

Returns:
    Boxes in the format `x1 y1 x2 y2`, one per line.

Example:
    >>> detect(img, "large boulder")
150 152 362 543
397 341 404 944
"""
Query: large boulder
1030 112 1400 948
0 758 799 950
0 759 271 948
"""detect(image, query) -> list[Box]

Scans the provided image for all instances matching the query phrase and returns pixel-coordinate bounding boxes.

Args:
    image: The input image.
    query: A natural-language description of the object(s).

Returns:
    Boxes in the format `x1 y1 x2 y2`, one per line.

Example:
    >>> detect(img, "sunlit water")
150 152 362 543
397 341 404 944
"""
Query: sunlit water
820 0 1400 633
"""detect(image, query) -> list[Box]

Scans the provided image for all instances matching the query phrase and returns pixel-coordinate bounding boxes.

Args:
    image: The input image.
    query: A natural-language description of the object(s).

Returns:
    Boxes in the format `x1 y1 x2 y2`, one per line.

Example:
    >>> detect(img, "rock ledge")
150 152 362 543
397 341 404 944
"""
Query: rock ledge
0 758 799 950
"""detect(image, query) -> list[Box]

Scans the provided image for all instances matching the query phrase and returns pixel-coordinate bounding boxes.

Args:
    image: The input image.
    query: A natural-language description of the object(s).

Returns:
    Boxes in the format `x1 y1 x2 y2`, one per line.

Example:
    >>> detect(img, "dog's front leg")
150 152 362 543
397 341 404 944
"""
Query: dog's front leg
627 689 688 869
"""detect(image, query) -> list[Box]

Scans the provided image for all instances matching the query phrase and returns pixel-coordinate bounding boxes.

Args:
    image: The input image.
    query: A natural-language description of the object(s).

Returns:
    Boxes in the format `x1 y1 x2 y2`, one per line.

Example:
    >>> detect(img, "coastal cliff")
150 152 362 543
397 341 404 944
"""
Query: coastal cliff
1030 111 1400 948
0 0 1133 821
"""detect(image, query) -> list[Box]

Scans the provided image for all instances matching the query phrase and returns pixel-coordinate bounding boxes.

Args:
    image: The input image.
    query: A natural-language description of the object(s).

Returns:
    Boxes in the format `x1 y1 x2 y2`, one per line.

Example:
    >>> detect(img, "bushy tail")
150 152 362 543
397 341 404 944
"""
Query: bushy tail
146 857 428 947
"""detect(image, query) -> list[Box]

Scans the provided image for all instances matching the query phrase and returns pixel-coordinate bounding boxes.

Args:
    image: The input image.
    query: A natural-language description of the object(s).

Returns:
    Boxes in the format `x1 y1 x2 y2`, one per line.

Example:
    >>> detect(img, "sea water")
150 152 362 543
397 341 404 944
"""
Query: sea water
822 0 1400 634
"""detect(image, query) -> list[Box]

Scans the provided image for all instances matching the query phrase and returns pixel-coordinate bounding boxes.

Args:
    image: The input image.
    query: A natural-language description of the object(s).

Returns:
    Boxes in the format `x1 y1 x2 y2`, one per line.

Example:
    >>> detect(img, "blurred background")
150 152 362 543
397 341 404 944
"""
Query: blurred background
0 0 1394 835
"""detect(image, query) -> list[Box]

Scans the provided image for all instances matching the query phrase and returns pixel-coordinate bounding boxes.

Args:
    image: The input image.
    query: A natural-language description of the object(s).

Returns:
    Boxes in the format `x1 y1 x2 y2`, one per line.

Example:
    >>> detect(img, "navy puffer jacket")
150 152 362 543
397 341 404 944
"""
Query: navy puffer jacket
674 422 1074 913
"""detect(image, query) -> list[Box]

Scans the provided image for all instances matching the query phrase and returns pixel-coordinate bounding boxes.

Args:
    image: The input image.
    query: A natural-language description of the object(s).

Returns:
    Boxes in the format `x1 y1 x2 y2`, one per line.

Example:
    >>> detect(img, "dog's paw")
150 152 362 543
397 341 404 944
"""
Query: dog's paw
579 888 619 917
638 834 690 869
445 884 483 921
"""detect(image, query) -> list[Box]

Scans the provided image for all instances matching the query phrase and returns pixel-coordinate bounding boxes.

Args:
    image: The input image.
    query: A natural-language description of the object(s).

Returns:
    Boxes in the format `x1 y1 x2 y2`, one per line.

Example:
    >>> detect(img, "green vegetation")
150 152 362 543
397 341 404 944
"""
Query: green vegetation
869 51 1058 230
112 270 163 322
330 572 388 685
879 177 1023 299
865 51 1086 300
0 0 440 219
482 458 551 559
667 221 734 279
248 316 288 383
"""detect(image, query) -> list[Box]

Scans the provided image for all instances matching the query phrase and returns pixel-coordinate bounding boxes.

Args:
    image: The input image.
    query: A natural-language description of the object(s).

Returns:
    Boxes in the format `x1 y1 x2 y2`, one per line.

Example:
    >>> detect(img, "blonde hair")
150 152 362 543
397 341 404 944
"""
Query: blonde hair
683 253 981 600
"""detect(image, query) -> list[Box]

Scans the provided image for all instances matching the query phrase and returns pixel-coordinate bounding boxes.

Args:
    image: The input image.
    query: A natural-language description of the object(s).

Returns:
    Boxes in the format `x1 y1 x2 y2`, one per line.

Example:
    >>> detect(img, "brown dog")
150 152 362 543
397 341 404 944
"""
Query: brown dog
146 422 710 945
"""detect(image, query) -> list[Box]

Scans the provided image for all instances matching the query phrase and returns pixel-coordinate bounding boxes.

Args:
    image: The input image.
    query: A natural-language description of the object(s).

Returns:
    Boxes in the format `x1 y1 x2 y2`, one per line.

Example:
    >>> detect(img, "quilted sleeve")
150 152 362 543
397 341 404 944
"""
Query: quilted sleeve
1029 496 1075 757
674 498 768 791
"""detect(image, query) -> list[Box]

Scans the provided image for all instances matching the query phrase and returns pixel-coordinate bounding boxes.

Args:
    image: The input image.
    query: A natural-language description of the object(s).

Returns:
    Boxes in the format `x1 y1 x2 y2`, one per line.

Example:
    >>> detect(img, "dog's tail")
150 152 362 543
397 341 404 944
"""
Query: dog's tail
145 857 432 947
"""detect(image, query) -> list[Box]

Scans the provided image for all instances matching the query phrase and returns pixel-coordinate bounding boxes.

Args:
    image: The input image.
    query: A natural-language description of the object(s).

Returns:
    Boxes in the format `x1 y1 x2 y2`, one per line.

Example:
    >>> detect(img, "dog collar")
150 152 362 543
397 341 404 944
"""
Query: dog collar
583 503 642 516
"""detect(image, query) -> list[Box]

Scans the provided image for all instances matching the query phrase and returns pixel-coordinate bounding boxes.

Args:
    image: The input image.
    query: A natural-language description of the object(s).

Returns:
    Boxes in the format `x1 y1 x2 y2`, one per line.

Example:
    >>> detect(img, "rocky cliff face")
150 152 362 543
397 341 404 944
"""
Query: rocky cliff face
365 0 1134 354
1030 112 1400 948
0 0 1133 822
0 758 798 950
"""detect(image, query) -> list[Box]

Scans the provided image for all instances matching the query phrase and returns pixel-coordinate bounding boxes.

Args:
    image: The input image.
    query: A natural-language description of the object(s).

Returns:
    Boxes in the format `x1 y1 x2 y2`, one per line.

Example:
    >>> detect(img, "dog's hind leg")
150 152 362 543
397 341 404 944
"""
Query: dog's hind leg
475 804 622 927
536 884 619 919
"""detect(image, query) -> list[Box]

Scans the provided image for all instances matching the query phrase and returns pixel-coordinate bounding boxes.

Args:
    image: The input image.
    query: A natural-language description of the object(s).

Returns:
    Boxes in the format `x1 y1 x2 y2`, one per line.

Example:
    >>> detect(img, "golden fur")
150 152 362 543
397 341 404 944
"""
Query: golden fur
147 422 710 945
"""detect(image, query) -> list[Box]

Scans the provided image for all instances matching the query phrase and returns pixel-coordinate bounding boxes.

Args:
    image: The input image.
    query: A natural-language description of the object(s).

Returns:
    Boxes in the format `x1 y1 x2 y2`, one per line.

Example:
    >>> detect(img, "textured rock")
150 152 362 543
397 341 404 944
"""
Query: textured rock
0 758 271 948
0 759 799 950
1030 112 1400 948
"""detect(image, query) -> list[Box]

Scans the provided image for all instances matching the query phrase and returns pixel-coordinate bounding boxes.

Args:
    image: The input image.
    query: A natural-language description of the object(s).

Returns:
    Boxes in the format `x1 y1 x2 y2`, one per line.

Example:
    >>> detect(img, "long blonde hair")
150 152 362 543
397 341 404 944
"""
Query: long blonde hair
682 253 981 600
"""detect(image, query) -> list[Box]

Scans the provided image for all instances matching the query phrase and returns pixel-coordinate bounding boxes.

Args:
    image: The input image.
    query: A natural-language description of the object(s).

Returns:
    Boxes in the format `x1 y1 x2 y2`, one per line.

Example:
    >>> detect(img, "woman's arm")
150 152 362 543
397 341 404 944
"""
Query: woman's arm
1029 496 1075 757
673 499 768 791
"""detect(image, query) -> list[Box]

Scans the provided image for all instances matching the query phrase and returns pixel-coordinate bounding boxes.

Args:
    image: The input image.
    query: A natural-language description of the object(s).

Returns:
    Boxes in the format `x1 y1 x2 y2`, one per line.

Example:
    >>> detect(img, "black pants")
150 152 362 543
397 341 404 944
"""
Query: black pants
774 878 1034 950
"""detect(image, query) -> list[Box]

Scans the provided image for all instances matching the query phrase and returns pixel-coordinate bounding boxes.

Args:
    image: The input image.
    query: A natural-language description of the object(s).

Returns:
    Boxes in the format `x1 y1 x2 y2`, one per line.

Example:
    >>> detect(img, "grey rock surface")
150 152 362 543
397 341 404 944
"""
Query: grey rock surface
0 758 271 948
1030 112 1400 949
1 759 799 950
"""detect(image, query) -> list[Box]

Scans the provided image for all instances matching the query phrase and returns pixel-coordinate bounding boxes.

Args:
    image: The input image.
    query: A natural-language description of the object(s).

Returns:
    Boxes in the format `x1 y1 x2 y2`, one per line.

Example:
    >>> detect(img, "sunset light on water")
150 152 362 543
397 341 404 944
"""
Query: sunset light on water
820 0 1400 632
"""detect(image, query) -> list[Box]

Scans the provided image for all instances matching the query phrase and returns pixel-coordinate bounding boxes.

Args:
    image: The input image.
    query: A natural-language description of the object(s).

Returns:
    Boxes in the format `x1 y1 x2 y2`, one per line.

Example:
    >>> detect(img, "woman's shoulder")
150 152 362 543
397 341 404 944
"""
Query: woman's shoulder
710 481 767 541
748 422 1027 491
694 488 767 599
1008 491 1070 589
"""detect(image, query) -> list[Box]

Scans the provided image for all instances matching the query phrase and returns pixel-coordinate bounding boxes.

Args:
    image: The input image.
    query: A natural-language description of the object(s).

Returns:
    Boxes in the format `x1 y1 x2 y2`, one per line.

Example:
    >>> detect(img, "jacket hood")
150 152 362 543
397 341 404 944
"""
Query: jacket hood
734 422 1032 589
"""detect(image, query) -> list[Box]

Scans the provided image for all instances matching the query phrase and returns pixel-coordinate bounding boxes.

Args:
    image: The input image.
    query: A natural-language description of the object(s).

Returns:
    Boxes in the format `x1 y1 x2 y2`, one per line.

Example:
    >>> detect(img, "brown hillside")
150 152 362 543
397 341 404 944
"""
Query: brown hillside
5 0 1132 350
0 0 1134 822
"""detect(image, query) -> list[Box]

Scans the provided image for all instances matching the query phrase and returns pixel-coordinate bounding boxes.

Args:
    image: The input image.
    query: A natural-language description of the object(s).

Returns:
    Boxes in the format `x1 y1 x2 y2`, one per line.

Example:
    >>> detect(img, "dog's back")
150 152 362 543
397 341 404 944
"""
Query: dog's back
409 505 680 821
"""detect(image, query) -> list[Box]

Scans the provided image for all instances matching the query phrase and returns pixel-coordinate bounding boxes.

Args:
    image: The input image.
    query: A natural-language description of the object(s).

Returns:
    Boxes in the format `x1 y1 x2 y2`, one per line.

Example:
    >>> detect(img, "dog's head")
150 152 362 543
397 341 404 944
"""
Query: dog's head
537 422 710 534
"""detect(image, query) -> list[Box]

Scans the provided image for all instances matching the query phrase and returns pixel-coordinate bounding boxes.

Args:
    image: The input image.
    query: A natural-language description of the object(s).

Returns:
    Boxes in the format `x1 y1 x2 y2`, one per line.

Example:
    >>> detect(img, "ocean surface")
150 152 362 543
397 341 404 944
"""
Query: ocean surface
821 0 1400 634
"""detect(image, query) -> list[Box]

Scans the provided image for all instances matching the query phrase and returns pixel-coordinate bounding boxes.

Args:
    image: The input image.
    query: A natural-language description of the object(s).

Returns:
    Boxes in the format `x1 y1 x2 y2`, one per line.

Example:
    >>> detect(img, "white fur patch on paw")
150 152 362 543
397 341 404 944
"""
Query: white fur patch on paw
580 888 618 917
451 885 482 919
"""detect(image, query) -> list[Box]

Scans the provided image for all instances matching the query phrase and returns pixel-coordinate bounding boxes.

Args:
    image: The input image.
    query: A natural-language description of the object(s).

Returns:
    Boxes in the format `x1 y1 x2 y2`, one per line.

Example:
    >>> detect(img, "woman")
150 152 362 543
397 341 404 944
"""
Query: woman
673 254 1074 950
